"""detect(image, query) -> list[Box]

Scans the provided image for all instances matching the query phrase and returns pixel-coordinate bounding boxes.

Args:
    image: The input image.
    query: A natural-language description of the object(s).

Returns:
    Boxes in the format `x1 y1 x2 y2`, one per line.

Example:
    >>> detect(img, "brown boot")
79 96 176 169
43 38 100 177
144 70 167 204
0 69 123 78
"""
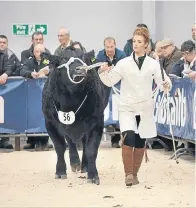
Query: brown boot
133 148 145 185
122 145 133 186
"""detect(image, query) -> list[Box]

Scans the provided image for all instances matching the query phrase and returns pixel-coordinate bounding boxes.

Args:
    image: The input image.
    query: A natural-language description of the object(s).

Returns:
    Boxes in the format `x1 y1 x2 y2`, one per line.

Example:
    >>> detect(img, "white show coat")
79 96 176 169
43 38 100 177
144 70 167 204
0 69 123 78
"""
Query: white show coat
99 53 172 138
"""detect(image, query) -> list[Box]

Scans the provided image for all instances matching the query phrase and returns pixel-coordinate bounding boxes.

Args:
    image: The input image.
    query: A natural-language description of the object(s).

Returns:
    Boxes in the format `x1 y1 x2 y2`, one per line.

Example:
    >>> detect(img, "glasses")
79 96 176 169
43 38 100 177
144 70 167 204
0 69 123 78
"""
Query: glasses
182 51 194 56
58 34 68 38
161 44 172 49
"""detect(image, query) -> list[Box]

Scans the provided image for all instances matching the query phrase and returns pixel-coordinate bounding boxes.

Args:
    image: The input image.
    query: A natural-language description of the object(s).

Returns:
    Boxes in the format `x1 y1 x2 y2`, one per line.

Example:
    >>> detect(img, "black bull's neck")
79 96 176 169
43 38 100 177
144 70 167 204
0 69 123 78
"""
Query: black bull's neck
55 79 88 113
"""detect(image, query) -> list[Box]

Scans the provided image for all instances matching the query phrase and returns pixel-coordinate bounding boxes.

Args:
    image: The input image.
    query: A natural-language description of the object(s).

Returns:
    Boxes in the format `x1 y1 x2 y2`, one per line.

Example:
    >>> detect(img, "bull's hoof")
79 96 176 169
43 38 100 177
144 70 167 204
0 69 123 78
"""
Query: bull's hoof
55 174 67 179
81 167 87 173
71 164 81 172
87 177 100 185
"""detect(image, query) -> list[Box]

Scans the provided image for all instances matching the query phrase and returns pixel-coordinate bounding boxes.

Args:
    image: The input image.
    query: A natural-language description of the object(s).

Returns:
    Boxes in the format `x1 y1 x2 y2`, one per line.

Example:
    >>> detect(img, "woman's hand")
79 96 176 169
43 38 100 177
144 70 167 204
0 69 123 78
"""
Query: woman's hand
99 63 112 74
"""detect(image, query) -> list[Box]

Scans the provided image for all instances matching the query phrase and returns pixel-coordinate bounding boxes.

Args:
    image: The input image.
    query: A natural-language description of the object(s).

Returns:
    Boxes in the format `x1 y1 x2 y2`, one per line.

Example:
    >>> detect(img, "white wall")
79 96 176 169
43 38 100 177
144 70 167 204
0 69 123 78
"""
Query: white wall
0 1 142 58
0 1 195 59
155 1 195 47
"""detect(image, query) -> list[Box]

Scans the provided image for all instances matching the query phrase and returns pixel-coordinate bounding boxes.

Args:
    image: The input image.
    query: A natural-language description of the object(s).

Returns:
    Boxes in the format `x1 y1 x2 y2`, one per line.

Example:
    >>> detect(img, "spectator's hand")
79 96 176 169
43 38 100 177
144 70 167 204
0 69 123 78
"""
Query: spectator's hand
188 71 196 80
38 66 50 77
152 52 159 61
0 73 8 85
31 71 39 79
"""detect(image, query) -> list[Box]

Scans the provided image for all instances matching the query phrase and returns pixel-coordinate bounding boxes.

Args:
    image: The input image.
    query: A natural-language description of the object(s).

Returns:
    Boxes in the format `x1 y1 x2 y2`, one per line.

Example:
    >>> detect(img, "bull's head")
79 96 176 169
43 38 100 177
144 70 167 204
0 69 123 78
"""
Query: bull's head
57 57 88 85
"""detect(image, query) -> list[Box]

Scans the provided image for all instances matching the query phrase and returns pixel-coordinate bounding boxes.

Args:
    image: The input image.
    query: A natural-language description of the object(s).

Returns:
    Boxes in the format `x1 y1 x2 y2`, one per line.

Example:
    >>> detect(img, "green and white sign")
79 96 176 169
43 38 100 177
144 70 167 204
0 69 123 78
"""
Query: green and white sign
13 24 48 36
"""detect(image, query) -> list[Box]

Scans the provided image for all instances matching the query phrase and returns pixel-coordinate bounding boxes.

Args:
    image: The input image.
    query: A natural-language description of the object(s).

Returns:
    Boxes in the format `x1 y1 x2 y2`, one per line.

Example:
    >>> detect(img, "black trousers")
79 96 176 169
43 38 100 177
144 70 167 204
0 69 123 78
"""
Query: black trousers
27 136 49 145
122 115 146 148
111 128 121 144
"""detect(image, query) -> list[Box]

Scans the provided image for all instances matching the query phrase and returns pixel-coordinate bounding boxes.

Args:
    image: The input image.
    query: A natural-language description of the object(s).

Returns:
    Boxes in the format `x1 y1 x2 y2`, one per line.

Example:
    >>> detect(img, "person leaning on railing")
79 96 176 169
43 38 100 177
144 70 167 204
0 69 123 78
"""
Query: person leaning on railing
20 43 53 151
0 48 14 149
170 40 195 80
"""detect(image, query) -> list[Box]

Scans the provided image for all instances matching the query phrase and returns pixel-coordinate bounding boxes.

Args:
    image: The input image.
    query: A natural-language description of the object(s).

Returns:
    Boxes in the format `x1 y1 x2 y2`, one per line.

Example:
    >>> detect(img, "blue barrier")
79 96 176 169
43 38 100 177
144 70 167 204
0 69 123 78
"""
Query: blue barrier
0 77 195 142
154 78 195 141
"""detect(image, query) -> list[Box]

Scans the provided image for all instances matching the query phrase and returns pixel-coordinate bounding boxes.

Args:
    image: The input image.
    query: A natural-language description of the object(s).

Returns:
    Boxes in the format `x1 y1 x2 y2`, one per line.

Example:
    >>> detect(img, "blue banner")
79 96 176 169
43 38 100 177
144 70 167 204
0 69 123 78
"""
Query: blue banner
154 78 195 141
26 79 47 133
0 78 27 133
0 77 195 142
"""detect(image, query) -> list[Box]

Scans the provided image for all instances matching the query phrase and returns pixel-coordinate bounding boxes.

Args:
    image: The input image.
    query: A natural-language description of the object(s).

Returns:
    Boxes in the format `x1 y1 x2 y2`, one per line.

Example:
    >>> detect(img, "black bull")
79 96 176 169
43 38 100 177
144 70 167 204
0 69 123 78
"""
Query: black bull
42 49 111 185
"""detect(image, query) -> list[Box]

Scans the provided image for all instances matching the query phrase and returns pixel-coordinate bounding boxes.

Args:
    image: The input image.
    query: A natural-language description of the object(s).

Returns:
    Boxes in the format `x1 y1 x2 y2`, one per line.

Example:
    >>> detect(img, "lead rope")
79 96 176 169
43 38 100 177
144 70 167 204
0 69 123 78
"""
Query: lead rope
144 140 151 189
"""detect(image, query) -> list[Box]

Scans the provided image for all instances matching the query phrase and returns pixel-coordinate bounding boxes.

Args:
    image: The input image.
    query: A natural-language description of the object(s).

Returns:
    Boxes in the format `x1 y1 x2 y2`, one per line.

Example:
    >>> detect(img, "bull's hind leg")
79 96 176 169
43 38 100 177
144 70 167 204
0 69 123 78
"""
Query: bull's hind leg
86 124 103 185
45 121 67 179
66 136 81 172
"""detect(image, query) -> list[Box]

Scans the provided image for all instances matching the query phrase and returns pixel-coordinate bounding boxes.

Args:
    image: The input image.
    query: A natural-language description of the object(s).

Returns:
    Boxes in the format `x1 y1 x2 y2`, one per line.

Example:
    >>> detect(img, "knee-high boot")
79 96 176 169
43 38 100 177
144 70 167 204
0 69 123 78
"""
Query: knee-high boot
133 147 145 185
122 144 134 186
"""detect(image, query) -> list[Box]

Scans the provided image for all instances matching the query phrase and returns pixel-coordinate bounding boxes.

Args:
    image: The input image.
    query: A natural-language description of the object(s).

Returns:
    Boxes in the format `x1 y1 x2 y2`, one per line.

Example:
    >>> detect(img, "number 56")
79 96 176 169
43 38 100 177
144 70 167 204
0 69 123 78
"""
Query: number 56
64 113 70 121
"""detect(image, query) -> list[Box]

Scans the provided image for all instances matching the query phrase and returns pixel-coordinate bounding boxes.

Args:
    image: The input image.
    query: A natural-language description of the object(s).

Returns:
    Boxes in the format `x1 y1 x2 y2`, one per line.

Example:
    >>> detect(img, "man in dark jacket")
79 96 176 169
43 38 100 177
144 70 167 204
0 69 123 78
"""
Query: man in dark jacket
20 43 53 151
171 40 195 79
123 24 155 57
0 35 20 76
21 31 50 64
97 37 126 148
159 38 182 75
0 51 12 83
54 27 86 57
0 49 13 149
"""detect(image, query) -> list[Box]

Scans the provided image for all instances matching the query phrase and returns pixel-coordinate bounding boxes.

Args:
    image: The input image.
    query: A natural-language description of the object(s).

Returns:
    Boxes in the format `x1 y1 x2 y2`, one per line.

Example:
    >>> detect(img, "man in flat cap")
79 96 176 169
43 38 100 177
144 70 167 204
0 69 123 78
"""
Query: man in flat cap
160 38 182 75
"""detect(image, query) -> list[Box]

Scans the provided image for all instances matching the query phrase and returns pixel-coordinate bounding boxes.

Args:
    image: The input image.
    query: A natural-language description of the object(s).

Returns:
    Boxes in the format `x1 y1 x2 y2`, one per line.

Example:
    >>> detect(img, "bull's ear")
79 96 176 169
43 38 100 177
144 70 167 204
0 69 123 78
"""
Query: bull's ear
41 52 51 60
84 50 96 65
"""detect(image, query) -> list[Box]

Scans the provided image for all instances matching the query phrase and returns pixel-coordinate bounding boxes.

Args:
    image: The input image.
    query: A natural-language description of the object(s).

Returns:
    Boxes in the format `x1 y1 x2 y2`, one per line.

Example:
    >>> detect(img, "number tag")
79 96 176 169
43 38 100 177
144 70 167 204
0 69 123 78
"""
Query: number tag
58 111 75 125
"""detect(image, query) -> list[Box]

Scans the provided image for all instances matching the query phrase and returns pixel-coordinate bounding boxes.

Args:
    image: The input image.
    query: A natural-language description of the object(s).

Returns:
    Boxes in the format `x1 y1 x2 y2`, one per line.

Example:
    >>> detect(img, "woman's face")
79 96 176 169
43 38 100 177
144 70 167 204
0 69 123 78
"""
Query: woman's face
133 35 148 54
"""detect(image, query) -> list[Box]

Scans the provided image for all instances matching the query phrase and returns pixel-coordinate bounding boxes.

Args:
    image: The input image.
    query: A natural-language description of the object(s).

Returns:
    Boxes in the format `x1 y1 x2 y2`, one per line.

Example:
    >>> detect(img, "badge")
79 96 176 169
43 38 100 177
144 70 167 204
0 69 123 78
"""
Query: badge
58 111 75 125
43 59 50 65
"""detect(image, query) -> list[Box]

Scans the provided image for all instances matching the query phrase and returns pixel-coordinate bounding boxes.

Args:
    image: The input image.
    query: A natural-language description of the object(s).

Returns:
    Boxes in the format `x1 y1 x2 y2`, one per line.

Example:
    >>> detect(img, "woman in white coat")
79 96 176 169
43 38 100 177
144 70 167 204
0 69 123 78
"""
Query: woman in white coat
99 27 172 186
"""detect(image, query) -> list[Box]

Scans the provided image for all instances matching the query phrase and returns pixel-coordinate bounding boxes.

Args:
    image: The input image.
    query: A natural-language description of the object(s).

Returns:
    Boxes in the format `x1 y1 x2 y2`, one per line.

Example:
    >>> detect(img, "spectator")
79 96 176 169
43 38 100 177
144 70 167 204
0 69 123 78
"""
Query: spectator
192 23 196 41
155 40 164 59
97 37 126 148
123 23 155 57
21 31 50 64
0 47 13 149
54 27 86 57
20 43 53 151
171 40 195 79
145 41 159 61
159 38 182 75
0 35 21 149
0 51 12 85
0 35 20 76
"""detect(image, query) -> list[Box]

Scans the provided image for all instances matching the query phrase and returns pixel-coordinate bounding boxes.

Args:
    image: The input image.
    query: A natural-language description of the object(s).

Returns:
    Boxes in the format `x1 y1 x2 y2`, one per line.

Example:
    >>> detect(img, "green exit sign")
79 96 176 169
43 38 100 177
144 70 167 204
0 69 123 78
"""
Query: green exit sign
13 24 48 36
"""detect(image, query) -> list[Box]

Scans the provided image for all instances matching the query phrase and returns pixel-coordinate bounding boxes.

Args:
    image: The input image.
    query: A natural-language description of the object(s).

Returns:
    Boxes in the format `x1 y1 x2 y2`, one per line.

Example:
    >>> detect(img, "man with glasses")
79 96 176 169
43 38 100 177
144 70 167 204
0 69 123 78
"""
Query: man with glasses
159 38 182 75
171 40 195 79
54 27 86 57
54 28 73 57
21 31 50 64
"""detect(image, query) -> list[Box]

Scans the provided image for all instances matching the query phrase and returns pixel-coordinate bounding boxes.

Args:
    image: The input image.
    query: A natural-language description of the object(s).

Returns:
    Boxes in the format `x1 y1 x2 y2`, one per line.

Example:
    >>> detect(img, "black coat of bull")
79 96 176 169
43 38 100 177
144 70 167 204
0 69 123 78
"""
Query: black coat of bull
42 47 110 184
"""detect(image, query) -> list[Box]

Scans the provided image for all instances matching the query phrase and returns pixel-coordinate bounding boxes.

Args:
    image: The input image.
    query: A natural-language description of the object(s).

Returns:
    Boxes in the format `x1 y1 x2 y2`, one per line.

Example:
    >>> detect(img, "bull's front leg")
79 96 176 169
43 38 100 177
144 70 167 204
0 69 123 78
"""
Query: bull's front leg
45 121 67 179
85 124 103 185
66 136 81 172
